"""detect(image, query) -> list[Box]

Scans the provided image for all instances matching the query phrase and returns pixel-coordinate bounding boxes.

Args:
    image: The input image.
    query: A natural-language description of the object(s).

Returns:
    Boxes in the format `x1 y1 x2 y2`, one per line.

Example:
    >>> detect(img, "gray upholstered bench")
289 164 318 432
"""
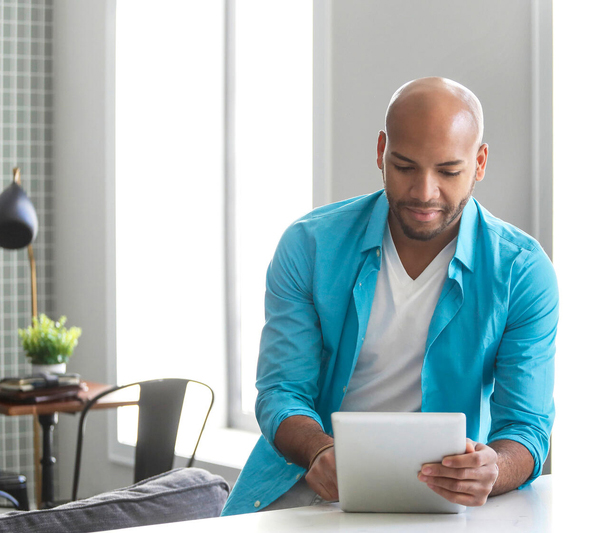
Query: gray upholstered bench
0 467 229 533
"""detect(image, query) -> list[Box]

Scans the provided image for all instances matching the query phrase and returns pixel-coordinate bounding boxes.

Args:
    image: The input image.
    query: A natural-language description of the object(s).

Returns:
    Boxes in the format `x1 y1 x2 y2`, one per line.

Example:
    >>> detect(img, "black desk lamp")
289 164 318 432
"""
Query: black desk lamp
0 167 39 319
0 167 40 509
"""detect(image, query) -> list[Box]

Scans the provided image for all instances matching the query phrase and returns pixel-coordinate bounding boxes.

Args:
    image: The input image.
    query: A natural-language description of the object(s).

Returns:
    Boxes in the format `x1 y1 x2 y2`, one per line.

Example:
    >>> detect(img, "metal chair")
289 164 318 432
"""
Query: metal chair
0 472 29 510
0 489 19 509
72 378 214 501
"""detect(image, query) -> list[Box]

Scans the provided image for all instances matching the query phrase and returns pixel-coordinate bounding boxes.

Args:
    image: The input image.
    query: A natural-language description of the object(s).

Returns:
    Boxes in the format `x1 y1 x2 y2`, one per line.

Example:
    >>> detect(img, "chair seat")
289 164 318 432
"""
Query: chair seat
0 472 26 491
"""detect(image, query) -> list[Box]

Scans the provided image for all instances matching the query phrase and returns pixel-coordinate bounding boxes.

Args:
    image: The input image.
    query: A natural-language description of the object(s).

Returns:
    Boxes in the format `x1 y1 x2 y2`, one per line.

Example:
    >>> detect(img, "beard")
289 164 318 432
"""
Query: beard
384 167 476 242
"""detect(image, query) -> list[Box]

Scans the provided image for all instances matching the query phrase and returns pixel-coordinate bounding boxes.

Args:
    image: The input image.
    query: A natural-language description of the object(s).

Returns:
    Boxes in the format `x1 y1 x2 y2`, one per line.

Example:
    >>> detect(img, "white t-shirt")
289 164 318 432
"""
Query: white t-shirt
340 223 457 413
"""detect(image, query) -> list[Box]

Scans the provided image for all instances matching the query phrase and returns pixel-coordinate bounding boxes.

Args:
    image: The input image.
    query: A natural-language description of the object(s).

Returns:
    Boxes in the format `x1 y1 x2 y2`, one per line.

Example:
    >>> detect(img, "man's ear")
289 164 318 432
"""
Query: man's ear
475 143 488 182
376 131 386 170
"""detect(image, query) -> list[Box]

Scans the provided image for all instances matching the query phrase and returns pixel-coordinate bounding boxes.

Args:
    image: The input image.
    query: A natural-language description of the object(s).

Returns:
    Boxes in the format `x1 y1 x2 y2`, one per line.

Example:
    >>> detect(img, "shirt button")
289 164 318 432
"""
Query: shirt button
286 461 293 466
343 386 347 393
296 474 302 480
376 249 380 257
254 500 261 508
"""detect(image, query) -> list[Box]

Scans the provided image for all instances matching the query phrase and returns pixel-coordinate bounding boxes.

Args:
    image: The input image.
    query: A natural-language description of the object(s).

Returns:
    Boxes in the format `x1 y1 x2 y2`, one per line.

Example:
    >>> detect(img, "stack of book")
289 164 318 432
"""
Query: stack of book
0 374 83 403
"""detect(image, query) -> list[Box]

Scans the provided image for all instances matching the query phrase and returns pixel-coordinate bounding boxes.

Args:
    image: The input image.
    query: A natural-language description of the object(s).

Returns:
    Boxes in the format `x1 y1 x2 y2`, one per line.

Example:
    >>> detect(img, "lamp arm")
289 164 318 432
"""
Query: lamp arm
27 244 38 320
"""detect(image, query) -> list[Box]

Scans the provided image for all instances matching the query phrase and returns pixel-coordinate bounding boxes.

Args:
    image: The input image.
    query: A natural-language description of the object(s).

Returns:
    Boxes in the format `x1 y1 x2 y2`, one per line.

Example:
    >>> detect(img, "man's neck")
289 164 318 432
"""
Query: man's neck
388 218 460 280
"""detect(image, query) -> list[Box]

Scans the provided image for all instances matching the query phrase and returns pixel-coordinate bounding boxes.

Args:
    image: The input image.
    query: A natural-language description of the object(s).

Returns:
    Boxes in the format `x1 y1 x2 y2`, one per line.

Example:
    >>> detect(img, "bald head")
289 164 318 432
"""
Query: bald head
385 77 484 147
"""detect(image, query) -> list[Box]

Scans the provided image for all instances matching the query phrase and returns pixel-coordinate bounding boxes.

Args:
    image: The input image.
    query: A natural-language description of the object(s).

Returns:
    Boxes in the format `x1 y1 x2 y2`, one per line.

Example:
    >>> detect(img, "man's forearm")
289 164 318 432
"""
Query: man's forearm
274 415 334 469
489 439 535 496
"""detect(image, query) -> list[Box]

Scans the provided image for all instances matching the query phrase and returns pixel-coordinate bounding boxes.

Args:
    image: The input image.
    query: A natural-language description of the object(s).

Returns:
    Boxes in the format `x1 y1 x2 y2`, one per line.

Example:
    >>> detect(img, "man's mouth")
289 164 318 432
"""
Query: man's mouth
405 207 441 222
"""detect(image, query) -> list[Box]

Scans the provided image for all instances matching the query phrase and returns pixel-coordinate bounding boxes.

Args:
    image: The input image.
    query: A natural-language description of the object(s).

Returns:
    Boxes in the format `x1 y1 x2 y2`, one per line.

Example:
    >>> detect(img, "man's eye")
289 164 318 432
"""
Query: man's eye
440 170 461 177
394 165 414 172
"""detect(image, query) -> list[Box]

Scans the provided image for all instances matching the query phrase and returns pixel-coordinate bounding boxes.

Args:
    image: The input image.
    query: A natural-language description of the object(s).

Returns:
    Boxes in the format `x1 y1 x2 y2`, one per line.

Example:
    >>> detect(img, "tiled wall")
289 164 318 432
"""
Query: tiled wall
0 0 53 505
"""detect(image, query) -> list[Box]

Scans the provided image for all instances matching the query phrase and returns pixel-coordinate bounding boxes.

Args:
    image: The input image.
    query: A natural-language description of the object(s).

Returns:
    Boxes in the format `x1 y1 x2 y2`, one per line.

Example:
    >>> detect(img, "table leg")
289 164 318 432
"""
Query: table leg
37 413 58 508
33 417 42 508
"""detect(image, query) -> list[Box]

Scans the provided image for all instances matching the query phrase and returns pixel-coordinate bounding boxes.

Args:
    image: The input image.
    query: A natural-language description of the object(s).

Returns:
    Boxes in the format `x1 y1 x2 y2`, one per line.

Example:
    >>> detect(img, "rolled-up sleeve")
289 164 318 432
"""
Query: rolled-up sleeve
255 222 325 455
488 246 558 487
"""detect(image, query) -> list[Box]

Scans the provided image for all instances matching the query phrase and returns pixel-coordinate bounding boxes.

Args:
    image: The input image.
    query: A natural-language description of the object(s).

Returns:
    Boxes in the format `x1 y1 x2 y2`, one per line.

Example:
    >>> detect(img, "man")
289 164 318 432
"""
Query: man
222 77 557 515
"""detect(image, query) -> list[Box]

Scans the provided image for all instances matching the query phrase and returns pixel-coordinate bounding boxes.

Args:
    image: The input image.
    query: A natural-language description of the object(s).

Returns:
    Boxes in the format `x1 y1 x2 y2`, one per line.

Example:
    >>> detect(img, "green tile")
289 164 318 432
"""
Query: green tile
32 7 43 23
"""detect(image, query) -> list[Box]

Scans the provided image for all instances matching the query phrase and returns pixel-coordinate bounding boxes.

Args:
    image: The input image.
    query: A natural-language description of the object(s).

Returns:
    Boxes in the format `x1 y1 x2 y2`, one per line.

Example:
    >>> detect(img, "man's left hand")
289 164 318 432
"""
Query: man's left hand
418 439 499 506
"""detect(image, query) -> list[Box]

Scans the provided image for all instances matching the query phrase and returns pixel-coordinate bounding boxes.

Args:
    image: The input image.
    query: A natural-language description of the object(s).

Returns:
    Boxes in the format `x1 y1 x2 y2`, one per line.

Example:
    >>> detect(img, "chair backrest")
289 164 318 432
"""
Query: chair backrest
72 378 214 501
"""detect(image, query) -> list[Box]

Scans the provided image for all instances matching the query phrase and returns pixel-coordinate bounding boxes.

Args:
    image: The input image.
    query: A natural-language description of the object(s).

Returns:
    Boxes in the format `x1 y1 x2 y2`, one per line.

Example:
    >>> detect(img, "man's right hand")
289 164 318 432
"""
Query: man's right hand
274 415 338 501
305 447 338 501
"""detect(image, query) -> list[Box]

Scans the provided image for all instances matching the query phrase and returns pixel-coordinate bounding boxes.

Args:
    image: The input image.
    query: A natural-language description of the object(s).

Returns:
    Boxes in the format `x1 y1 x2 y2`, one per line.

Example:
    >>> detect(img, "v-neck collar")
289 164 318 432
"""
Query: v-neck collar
383 222 457 287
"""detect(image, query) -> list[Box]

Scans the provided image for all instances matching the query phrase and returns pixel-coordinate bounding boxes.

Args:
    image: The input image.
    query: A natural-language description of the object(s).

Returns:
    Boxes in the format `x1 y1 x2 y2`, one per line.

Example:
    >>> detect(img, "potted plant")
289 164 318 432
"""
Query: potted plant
18 314 82 374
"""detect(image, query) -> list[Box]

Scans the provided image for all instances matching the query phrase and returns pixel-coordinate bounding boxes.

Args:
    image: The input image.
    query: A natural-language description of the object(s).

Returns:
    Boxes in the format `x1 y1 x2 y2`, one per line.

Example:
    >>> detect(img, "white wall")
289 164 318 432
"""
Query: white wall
53 0 552 499
319 0 552 254
53 0 129 499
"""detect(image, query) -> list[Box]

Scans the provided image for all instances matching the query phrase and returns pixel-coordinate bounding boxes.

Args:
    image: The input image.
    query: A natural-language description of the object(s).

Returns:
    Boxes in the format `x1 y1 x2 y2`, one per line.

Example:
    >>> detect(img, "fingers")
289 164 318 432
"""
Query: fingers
419 441 499 507
465 438 476 454
418 465 497 506
305 448 338 501
418 463 498 487
440 441 497 469
425 482 489 507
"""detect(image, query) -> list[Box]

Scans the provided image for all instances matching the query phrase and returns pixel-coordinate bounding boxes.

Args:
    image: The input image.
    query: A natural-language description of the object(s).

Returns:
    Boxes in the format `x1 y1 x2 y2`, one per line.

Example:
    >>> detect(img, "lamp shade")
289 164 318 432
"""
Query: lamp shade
0 181 39 249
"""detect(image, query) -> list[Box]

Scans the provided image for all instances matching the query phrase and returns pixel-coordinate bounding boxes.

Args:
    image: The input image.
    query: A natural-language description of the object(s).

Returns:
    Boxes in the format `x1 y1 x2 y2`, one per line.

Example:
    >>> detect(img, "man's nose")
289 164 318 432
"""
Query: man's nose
409 171 440 202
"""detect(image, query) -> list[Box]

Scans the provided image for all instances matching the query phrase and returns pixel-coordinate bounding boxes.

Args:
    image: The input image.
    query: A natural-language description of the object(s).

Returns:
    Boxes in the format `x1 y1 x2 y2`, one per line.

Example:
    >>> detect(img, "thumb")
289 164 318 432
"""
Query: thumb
465 438 476 453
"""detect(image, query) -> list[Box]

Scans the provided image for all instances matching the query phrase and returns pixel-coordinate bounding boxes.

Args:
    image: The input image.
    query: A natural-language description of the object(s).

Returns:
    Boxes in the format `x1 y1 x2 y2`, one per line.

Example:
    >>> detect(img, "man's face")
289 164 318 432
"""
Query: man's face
377 109 488 243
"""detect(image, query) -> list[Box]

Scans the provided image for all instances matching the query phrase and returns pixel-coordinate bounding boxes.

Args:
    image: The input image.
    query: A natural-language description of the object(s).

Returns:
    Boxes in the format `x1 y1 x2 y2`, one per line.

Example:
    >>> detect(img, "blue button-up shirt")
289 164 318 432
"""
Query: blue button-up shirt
222 190 558 516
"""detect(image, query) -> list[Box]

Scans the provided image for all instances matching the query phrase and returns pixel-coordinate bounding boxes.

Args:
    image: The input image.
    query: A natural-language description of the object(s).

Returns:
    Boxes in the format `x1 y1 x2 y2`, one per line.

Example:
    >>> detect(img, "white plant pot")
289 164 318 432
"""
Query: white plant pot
31 363 67 375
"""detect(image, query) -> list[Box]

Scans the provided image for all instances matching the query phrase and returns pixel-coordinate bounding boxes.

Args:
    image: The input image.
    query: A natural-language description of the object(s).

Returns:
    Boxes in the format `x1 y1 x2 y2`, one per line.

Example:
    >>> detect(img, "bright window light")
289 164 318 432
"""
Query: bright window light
552 0 613 526
115 0 226 446
234 0 313 416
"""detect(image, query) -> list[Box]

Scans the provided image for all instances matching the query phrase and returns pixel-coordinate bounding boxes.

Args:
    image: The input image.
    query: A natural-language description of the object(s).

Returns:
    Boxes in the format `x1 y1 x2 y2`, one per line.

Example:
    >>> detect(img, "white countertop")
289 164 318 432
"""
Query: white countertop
112 475 558 532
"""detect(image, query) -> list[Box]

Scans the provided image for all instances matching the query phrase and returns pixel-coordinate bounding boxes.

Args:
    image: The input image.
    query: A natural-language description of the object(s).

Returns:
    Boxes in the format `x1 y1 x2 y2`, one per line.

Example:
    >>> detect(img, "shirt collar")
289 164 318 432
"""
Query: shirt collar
453 197 478 272
361 190 389 252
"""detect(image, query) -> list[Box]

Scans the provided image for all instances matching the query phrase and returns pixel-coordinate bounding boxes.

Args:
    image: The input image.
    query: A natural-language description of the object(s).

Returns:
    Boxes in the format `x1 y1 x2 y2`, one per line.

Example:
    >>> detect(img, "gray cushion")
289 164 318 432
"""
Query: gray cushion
0 467 229 533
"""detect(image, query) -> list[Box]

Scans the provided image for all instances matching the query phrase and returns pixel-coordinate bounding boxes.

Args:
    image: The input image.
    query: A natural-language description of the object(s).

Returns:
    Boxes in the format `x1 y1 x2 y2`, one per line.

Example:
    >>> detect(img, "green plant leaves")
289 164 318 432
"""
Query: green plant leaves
18 314 82 365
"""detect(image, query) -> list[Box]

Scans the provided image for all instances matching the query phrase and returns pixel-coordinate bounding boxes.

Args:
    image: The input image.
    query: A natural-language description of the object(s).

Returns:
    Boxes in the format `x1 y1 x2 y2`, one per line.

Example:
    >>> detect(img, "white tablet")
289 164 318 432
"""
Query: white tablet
331 412 467 513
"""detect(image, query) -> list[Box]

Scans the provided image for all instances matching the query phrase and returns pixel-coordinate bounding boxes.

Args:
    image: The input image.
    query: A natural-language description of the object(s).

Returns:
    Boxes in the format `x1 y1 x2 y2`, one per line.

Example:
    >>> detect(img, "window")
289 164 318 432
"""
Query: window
115 0 313 459
230 0 313 429
115 0 226 447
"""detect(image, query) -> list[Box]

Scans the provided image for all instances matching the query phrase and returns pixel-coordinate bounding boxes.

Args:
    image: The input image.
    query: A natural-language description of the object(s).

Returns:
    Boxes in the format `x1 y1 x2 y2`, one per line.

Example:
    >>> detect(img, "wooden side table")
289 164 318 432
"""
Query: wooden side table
0 381 138 508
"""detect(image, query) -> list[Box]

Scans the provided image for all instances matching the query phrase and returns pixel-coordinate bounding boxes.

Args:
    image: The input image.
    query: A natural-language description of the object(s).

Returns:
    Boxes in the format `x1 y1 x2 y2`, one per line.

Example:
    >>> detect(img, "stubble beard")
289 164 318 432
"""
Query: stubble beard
384 166 476 242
